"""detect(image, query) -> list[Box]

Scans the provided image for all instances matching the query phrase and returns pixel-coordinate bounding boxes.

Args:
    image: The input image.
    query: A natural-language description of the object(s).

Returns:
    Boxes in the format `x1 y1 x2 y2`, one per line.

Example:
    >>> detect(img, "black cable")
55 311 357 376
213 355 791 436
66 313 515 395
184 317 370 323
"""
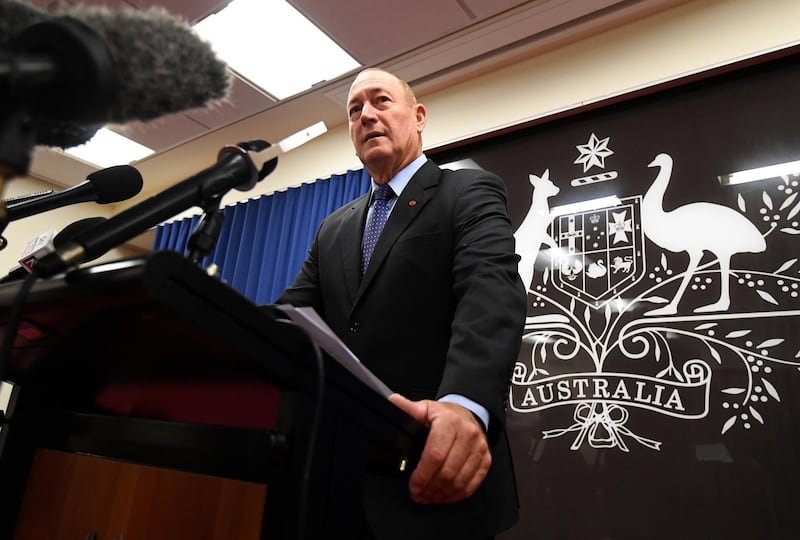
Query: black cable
0 270 38 385
273 318 325 540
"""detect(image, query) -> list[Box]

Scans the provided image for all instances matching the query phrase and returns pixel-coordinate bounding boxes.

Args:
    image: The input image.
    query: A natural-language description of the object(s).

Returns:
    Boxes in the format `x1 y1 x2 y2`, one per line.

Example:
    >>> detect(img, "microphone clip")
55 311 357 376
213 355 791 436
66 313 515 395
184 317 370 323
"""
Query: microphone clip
187 194 224 268
185 140 275 270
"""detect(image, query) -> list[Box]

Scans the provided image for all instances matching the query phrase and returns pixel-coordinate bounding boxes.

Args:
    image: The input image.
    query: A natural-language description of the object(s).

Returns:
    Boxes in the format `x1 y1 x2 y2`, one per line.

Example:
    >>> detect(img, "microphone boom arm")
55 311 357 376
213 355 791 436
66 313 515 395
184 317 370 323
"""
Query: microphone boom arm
33 121 328 277
35 144 258 277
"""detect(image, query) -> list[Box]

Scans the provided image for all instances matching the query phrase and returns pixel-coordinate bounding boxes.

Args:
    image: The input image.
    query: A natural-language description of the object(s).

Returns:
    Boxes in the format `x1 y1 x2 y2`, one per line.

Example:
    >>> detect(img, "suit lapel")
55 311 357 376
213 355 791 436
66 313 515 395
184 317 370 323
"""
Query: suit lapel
340 194 369 305
355 160 441 305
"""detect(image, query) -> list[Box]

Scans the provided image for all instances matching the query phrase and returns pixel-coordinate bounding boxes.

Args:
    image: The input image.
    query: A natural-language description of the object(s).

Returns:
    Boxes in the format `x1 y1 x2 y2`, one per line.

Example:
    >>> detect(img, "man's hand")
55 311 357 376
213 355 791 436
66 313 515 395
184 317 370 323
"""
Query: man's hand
389 393 491 504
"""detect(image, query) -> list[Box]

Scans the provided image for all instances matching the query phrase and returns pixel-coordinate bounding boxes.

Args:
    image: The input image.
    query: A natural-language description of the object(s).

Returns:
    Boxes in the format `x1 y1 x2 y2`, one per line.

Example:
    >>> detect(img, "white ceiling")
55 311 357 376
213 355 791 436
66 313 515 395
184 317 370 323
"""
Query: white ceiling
23 0 684 195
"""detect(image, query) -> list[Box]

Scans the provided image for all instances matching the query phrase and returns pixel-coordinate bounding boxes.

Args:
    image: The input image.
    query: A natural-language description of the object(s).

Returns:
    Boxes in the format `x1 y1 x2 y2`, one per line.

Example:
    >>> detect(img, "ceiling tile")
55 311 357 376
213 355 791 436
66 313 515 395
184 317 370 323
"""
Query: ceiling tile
112 113 207 151
128 0 230 23
185 75 277 128
461 0 536 19
288 0 473 65
105 75 274 152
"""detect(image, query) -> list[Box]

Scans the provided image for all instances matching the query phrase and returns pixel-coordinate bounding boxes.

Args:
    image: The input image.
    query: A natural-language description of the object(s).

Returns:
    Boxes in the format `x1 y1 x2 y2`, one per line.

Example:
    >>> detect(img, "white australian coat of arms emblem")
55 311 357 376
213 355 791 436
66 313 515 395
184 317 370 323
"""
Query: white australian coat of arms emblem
510 133 800 452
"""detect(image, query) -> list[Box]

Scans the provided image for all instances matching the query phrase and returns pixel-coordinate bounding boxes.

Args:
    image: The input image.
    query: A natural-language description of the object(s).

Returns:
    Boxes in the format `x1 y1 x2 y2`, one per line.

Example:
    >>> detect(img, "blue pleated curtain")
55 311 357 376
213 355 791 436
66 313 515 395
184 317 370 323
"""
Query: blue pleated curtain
153 168 371 305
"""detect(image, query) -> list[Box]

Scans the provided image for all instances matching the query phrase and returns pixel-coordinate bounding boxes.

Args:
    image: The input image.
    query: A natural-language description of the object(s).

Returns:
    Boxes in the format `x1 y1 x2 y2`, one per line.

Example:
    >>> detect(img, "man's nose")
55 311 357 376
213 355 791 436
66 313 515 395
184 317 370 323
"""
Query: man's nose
360 102 378 121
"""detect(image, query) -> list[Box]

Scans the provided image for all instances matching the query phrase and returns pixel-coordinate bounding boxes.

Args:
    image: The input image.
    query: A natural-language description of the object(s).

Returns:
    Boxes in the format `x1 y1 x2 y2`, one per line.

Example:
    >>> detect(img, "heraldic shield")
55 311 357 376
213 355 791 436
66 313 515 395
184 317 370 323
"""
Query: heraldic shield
552 196 644 309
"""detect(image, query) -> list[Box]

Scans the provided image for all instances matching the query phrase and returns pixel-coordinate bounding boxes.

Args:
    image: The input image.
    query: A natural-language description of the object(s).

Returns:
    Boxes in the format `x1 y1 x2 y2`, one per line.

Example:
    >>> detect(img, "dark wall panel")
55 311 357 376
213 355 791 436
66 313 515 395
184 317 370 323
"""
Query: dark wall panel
433 48 800 540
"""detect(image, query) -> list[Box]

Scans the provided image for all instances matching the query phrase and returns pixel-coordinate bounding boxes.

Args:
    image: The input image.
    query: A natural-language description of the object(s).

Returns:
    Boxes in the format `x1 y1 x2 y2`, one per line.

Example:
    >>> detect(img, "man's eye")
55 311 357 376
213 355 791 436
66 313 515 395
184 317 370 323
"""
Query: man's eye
349 106 361 117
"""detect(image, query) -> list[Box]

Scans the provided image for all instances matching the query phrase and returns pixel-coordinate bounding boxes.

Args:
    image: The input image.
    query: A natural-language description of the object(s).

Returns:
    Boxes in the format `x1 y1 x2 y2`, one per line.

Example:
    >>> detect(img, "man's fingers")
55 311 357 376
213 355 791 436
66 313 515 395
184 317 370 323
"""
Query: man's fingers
414 419 491 503
432 446 491 503
405 401 491 504
387 396 492 504
388 393 431 426
409 425 455 502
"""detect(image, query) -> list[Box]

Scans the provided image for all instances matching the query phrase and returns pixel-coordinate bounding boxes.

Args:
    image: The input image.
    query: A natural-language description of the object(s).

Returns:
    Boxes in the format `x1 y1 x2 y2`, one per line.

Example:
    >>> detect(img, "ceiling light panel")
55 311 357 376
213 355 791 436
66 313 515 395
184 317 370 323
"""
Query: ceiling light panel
65 128 154 168
194 0 361 100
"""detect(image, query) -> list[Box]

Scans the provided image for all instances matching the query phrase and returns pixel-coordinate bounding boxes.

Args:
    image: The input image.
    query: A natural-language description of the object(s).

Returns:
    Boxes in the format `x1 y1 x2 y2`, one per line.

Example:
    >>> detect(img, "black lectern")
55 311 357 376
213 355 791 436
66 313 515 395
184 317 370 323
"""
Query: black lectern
0 251 424 539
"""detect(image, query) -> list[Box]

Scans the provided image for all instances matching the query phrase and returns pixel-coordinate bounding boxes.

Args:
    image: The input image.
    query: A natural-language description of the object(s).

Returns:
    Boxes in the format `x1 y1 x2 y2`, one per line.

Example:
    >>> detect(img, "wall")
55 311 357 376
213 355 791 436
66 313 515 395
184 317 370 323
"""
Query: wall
0 0 797 273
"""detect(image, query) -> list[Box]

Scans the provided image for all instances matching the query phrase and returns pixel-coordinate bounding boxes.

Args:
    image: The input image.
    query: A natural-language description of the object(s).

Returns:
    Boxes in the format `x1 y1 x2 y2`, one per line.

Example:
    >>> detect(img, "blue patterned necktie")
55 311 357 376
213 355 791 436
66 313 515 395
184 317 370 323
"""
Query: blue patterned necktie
361 184 395 274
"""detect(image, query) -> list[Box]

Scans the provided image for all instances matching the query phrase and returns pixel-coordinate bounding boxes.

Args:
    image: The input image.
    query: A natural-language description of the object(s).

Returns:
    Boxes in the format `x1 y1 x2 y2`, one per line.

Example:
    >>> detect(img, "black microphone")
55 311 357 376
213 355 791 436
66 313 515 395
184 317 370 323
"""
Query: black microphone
33 121 327 277
0 216 108 283
34 142 273 278
1 0 231 149
54 217 109 248
5 165 143 222
2 189 54 206
0 0 47 47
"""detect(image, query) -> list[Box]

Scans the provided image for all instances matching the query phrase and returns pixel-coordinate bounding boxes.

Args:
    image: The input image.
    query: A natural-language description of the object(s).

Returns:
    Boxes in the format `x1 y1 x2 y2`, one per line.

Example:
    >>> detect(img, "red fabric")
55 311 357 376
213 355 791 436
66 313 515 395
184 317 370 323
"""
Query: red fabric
93 380 281 430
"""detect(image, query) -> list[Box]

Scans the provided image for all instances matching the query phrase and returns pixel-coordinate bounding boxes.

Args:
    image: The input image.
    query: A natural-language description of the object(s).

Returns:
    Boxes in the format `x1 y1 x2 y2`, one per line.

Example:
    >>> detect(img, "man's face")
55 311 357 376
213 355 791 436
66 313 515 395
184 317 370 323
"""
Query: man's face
346 70 425 182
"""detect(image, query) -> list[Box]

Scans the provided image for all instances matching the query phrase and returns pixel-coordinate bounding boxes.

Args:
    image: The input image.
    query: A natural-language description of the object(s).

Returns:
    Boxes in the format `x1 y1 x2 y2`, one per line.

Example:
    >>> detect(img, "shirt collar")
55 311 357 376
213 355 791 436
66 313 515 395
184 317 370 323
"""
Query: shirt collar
369 154 427 197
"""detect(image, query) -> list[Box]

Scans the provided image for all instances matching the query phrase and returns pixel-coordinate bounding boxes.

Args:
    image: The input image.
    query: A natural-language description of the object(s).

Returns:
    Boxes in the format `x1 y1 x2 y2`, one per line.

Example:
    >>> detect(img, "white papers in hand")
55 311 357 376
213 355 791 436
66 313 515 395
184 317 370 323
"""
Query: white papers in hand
275 304 392 398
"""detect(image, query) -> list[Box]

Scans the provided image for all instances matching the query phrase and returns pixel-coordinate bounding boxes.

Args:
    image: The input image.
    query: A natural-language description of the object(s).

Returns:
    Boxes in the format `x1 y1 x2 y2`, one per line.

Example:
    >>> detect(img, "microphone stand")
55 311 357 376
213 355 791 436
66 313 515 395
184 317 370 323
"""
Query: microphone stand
187 192 225 272
34 123 327 278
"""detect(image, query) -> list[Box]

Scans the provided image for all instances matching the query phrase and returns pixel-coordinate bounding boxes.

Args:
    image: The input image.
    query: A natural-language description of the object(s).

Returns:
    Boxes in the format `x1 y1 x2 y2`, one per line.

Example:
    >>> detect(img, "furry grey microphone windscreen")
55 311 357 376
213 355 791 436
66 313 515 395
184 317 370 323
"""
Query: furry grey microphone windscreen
57 4 232 124
0 0 97 148
30 119 104 149
87 164 143 203
1 1 231 148
0 0 48 46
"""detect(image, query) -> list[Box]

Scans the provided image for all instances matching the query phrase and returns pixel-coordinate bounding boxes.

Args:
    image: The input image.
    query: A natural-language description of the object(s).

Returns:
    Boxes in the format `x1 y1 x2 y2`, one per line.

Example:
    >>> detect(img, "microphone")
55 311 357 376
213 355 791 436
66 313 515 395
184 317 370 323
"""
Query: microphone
5 165 143 222
34 144 265 278
2 189 54 206
34 122 328 277
0 216 108 282
54 217 109 248
0 0 47 47
1 0 231 149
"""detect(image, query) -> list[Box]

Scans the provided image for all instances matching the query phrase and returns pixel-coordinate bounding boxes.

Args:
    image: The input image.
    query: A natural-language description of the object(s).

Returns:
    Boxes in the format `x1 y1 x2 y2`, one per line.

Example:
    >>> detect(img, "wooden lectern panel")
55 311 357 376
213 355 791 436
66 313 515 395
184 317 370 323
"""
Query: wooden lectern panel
13 449 267 540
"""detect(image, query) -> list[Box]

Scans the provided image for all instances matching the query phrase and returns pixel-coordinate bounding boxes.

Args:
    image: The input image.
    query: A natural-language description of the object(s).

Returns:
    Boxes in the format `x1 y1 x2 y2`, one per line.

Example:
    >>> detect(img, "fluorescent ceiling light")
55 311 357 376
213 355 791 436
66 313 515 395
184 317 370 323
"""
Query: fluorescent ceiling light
550 195 622 217
718 159 800 186
64 128 154 168
194 0 361 100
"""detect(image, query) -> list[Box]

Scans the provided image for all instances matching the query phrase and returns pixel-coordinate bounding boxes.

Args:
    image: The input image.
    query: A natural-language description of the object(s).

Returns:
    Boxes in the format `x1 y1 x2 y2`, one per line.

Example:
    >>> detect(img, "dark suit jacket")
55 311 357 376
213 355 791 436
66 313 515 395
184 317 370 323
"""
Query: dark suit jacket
277 159 527 540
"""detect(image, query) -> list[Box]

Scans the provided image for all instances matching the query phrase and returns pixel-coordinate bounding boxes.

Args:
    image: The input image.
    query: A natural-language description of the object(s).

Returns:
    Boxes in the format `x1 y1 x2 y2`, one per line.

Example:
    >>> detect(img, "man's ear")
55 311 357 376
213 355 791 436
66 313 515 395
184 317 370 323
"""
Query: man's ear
414 103 427 133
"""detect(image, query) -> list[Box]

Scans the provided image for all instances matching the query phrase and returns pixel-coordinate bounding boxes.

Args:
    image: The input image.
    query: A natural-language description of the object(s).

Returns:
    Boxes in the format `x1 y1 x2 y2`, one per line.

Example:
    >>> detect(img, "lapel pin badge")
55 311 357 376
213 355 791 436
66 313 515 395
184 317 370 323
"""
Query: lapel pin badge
409 200 417 207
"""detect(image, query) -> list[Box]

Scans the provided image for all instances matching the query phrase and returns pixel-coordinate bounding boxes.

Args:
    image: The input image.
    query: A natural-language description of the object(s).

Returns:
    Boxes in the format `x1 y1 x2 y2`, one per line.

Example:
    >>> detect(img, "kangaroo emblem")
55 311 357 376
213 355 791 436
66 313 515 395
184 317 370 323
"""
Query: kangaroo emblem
514 170 560 292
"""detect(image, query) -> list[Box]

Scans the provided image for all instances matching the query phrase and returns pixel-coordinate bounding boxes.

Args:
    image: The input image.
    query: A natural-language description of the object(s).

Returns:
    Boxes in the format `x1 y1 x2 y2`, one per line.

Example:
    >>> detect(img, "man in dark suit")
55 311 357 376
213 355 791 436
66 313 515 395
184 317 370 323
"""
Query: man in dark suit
277 68 526 540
